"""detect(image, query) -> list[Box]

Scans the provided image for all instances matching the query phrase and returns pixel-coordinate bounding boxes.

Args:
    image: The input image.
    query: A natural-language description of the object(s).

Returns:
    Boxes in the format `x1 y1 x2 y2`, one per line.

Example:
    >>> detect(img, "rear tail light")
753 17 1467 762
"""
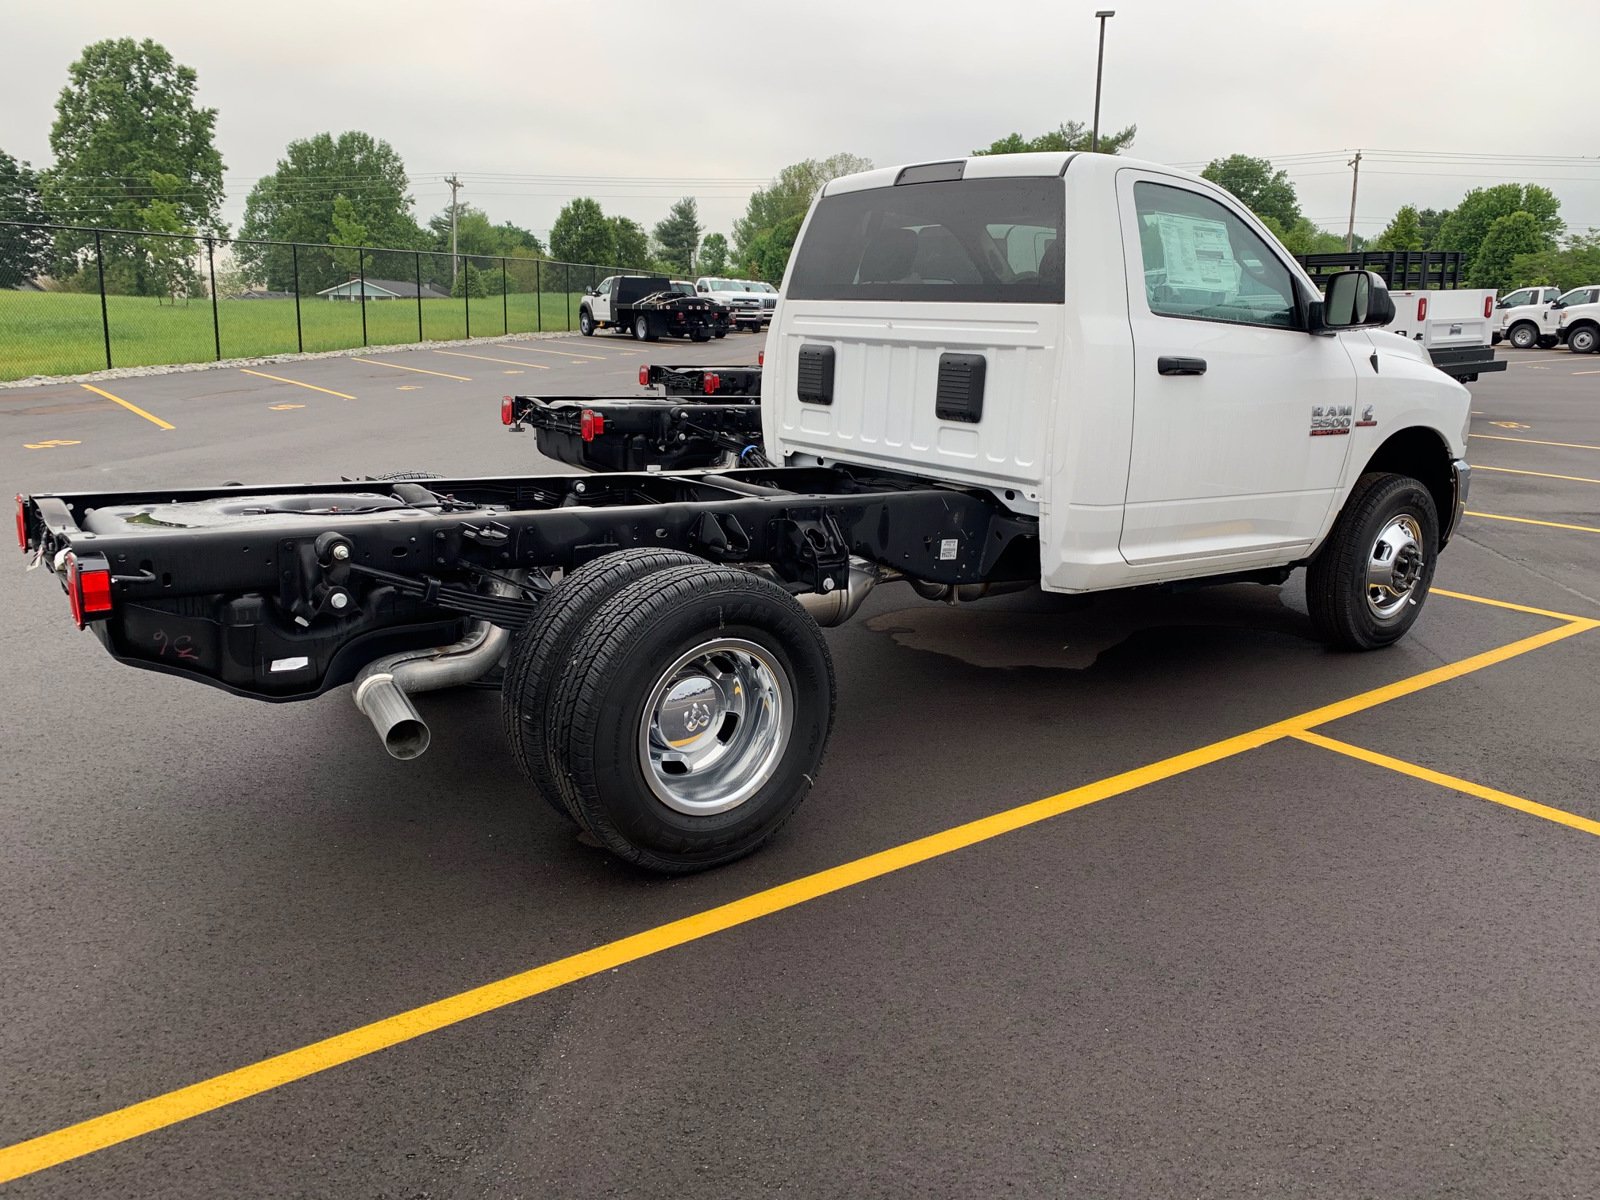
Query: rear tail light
639 366 650 387
1416 297 1428 321
580 409 605 442
674 311 684 322
1484 295 1494 318
14 494 26 552
501 396 514 425
64 551 112 629
758 350 765 367
704 373 721 395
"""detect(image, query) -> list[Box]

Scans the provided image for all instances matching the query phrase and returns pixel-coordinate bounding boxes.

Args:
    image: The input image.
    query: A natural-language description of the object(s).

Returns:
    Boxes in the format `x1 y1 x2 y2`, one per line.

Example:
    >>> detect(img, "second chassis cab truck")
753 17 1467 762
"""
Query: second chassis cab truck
18 153 1472 874
577 275 723 341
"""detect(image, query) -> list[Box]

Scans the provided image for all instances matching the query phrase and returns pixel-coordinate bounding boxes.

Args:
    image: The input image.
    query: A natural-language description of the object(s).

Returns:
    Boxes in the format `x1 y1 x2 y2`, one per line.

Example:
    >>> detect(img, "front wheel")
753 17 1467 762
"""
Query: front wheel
546 564 835 873
1306 473 1439 650
1508 322 1539 350
1569 325 1598 354
578 308 595 336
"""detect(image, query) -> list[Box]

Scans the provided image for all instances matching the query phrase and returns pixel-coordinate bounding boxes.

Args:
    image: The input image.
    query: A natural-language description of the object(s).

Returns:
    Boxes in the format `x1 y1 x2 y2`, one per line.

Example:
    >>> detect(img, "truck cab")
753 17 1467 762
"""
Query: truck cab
695 277 772 329
765 151 1470 593
1495 285 1590 349
1556 289 1600 353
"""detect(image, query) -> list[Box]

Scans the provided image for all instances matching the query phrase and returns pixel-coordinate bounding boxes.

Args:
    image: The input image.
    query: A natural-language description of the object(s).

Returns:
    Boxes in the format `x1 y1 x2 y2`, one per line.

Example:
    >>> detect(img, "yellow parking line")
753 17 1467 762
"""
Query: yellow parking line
1573 370 1600 376
79 384 174 431
239 370 354 400
542 339 646 355
0 602 1590 1185
1432 588 1590 624
1470 434 1600 452
1466 510 1600 535
433 350 548 369
1476 465 1600 486
499 344 604 361
352 358 471 382
1292 730 1600 839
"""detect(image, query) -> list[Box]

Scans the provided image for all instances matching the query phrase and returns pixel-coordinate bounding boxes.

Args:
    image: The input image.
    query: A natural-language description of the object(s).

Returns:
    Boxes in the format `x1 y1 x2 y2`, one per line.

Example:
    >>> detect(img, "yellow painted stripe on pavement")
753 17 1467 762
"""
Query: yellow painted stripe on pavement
1470 433 1600 452
1432 588 1590 624
1293 730 1600 839
238 370 355 400
433 350 548 369
352 358 471 382
1466 510 1600 535
1476 465 1600 486
498 344 604 361
0 607 1592 1184
79 384 173 431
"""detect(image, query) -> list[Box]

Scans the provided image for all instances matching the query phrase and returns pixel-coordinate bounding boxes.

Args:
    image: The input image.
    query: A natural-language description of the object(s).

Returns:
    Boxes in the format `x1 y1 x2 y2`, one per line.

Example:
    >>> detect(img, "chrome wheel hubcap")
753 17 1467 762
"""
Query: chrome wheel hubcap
639 638 791 815
1365 514 1425 621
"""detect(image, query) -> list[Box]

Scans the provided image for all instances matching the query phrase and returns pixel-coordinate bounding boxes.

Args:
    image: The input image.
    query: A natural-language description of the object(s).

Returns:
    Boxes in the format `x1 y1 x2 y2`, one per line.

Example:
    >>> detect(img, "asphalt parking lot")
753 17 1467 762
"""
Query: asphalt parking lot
1 337 1597 1197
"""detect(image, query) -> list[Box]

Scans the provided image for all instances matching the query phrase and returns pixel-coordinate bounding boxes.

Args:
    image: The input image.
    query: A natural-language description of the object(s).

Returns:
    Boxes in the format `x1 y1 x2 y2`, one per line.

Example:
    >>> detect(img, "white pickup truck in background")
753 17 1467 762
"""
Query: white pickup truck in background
1493 285 1563 348
1557 290 1600 353
694 277 777 330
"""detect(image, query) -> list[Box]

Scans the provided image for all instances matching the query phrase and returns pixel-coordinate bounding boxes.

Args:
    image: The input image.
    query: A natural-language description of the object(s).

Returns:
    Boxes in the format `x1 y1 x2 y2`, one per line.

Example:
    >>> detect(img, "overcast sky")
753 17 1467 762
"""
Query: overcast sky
3 0 1597 246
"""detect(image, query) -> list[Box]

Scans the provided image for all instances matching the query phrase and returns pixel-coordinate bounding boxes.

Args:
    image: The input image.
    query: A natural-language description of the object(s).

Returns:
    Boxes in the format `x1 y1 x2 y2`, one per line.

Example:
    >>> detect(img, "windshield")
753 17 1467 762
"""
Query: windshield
785 176 1065 303
710 280 741 292
1556 288 1589 307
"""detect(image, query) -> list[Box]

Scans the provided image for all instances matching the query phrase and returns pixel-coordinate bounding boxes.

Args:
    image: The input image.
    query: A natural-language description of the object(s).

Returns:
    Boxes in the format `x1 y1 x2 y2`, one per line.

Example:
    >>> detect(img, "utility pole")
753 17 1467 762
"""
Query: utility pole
445 174 464 285
1345 150 1362 252
1091 11 1115 153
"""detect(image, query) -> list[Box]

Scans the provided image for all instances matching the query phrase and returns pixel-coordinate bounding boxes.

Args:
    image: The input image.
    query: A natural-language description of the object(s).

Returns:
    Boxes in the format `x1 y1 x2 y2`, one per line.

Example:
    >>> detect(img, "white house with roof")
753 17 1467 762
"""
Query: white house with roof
316 277 450 301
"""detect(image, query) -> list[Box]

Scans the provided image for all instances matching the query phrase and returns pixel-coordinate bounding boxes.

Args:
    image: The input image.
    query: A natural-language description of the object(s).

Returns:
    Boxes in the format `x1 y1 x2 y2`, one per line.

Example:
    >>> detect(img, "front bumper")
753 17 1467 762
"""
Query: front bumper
1445 458 1470 548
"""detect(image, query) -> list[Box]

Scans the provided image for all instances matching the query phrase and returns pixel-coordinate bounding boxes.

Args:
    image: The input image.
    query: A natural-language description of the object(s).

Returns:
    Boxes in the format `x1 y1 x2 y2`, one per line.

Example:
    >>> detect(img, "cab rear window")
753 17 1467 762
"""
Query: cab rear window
785 177 1064 303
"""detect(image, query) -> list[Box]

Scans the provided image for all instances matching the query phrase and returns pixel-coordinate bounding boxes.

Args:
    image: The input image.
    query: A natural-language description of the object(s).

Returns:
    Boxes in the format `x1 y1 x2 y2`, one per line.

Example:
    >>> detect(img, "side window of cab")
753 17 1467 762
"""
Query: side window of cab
1132 182 1297 329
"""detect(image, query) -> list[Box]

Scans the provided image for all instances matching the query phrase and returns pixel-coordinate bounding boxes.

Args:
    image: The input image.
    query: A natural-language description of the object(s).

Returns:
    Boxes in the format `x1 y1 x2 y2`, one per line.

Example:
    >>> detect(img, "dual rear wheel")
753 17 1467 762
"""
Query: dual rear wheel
503 551 835 873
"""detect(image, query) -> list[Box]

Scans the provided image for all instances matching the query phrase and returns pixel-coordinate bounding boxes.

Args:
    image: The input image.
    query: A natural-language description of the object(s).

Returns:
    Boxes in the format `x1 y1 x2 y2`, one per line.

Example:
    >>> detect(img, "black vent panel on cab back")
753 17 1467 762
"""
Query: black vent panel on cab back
935 353 986 423
796 345 835 405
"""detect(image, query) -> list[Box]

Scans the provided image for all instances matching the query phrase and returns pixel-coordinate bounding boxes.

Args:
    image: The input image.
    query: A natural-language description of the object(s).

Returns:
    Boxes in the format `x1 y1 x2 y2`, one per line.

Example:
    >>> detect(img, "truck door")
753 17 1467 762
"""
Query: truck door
592 277 614 325
1116 172 1360 566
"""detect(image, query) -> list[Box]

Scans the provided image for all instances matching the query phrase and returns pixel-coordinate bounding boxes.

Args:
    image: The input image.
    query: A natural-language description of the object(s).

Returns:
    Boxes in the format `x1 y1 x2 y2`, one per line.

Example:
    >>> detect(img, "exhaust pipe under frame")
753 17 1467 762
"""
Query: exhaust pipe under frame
352 577 521 760
796 558 884 627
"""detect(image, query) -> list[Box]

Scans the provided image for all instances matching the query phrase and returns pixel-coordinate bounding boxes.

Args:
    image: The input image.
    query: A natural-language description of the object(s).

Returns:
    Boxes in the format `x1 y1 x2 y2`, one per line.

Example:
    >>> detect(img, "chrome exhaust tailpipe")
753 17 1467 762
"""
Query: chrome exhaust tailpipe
798 558 883 627
352 578 520 760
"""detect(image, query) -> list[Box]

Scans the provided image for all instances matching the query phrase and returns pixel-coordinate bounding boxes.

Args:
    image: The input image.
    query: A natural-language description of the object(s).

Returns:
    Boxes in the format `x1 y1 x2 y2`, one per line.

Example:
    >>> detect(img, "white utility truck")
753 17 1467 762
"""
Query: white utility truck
19 152 1472 873
1379 286 1504 381
1556 290 1600 353
1496 285 1600 349
694 277 776 329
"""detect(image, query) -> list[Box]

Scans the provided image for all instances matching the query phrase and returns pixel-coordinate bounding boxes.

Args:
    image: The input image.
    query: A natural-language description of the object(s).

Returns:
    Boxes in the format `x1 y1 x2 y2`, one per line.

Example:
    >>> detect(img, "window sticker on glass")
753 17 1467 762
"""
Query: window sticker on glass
1152 213 1239 292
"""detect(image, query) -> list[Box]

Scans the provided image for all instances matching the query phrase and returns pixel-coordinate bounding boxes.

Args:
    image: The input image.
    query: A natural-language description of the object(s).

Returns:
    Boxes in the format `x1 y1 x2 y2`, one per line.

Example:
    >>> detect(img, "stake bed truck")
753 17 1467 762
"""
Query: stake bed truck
18 152 1472 873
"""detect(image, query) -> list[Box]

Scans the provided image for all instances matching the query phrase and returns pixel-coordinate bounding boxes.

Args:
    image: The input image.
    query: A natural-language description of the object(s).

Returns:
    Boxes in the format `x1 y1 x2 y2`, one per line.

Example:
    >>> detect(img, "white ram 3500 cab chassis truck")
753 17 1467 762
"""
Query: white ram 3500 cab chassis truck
19 151 1472 873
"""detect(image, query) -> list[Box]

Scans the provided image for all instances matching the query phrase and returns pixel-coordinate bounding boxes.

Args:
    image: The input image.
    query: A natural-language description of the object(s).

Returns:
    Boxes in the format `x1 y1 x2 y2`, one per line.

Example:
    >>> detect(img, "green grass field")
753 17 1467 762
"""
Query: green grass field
0 289 590 381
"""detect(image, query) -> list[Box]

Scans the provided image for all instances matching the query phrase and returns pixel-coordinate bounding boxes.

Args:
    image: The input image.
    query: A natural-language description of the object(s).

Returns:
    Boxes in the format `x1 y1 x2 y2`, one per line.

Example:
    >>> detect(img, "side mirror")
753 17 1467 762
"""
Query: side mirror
1316 270 1395 332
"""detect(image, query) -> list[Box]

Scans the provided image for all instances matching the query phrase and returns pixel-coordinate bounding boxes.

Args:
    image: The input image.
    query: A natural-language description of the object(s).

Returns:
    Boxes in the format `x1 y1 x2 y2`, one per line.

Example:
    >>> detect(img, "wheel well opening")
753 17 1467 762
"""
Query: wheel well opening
1361 427 1454 544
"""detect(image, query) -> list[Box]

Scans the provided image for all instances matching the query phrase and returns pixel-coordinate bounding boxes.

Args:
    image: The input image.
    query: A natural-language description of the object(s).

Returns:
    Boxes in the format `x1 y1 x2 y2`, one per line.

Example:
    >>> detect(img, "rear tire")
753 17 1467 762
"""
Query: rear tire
635 314 657 342
1508 322 1539 349
503 549 704 826
547 564 835 873
1306 473 1439 650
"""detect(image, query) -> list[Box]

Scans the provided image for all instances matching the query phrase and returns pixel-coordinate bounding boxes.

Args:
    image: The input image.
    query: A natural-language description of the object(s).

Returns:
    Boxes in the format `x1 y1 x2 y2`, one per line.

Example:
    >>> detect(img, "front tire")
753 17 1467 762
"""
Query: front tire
547 564 835 873
1508 322 1539 350
1307 473 1439 650
1569 325 1598 354
578 308 595 336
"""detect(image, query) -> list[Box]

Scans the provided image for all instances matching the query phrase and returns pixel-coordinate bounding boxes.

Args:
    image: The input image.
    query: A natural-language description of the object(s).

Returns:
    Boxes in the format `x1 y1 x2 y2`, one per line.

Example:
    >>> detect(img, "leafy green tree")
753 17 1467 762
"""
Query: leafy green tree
1436 184 1561 277
1200 155 1301 230
732 153 872 270
1372 206 1425 252
652 197 701 275
1263 215 1345 256
697 232 729 276
451 263 491 298
744 214 804 284
42 38 224 295
609 215 649 268
327 194 369 279
425 204 543 258
0 150 53 288
549 197 615 266
238 132 419 291
1416 207 1451 250
1508 229 1600 290
1468 211 1550 290
972 119 1136 157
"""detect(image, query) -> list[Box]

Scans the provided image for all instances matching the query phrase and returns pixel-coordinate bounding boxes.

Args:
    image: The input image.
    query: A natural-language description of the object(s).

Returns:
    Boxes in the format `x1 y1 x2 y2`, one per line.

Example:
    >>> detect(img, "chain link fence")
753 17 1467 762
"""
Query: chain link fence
0 221 646 383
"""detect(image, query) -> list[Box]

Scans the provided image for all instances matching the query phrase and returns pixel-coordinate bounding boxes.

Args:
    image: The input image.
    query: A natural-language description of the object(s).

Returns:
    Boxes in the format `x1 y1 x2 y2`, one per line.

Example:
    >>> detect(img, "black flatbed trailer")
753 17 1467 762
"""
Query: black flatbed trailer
593 275 726 342
641 363 762 397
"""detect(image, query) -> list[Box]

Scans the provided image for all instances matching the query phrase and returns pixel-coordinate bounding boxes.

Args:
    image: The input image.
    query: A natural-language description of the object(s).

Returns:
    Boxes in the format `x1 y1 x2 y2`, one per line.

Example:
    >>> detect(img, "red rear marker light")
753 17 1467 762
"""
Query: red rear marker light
704 372 721 395
580 409 605 442
1416 297 1428 322
14 494 26 552
758 350 764 367
1484 295 1494 318
501 395 514 426
639 366 650 387
64 552 112 629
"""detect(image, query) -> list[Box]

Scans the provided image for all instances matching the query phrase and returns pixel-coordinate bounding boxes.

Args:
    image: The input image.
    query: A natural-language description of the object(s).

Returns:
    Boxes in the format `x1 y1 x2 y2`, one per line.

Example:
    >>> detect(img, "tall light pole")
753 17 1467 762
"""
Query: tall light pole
1091 10 1115 153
